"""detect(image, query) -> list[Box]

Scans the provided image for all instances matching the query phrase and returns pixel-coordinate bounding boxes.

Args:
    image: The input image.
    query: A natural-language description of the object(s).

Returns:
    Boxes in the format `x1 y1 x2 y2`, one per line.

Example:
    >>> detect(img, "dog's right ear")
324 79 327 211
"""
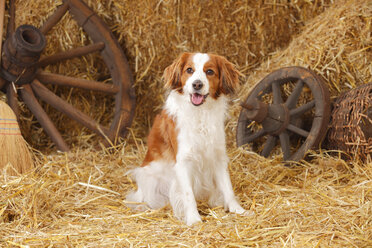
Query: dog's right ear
163 53 190 92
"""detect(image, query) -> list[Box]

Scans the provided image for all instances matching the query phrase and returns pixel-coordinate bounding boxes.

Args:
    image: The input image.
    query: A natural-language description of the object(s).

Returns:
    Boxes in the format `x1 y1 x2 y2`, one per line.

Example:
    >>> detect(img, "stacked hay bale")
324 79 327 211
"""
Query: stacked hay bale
237 0 371 99
8 0 369 152
9 0 332 149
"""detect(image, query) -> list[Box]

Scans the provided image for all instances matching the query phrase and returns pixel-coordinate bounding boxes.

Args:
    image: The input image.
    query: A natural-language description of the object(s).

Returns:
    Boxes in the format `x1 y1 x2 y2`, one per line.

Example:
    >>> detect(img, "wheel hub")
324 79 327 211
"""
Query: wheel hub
1 24 46 85
242 98 290 135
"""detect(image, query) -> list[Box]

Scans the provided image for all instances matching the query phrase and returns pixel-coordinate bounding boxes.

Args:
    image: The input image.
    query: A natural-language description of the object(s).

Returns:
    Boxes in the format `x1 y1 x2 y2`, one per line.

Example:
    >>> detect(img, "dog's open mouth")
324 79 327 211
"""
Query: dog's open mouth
190 93 208 106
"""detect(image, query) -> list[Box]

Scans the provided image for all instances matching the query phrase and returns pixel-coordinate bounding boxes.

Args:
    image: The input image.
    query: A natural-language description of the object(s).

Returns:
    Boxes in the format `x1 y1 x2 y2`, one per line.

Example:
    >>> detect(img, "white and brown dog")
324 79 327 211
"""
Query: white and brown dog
127 52 250 225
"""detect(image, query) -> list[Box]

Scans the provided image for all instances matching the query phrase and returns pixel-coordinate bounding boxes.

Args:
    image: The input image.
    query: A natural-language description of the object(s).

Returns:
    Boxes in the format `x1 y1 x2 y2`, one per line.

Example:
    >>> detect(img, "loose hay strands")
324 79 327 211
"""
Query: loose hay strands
0 0 371 247
1 146 371 247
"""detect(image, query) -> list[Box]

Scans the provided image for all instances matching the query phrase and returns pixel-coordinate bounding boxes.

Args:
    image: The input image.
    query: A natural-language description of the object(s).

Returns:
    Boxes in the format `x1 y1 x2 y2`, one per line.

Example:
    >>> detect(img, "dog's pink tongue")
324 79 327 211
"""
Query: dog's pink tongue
191 93 204 105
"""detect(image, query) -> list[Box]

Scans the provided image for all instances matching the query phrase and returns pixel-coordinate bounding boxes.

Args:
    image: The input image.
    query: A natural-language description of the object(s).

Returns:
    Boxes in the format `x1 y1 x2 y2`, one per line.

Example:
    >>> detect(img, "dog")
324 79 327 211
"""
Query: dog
126 52 251 225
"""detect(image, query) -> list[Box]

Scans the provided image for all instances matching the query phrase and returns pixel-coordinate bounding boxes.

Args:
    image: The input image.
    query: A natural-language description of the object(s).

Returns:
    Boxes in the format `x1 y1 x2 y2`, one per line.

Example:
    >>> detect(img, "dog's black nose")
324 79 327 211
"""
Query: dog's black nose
192 80 203 90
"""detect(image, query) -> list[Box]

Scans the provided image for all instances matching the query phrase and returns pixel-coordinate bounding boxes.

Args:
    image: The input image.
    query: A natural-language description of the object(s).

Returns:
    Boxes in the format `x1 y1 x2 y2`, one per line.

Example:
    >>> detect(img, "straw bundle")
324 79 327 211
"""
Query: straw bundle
0 0 371 247
0 100 34 175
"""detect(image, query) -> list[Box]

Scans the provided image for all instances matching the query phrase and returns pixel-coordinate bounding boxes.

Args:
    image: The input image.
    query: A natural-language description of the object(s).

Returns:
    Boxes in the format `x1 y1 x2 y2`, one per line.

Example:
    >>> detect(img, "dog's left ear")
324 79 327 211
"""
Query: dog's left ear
216 55 240 95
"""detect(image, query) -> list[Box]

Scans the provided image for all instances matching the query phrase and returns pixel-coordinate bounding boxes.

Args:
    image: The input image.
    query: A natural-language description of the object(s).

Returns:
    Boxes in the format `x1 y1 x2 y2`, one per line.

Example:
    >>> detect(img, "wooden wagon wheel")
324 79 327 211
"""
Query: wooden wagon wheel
236 67 331 162
0 0 136 151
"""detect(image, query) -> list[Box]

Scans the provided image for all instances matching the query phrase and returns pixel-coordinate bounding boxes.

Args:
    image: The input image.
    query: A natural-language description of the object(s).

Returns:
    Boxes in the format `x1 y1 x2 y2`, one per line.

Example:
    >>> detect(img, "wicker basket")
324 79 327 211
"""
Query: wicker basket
327 83 371 162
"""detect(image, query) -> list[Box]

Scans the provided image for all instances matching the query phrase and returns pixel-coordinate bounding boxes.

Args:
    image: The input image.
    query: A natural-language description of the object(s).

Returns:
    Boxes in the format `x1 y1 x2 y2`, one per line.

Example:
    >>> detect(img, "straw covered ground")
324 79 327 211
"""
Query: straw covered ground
1 0 371 247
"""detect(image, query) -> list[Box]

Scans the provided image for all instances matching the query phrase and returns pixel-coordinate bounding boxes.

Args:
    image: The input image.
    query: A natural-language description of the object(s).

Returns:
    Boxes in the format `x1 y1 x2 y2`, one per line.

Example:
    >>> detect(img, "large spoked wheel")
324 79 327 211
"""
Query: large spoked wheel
236 67 331 162
0 0 136 151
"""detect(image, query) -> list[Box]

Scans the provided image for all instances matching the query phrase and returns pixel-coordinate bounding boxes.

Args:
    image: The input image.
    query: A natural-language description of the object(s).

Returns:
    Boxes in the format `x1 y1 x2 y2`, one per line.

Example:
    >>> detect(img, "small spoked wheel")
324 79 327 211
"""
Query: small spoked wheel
236 67 331 162
0 0 136 151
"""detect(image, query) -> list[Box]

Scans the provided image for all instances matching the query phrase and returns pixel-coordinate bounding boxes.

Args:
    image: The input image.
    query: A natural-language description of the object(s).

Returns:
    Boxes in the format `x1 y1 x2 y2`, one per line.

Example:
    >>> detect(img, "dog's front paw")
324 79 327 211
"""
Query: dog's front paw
239 209 255 216
185 212 202 226
227 201 255 216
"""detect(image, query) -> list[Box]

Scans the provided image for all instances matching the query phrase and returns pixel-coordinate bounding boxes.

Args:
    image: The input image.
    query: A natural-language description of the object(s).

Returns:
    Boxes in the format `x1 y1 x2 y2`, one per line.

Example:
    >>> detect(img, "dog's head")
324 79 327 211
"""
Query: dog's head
163 52 240 106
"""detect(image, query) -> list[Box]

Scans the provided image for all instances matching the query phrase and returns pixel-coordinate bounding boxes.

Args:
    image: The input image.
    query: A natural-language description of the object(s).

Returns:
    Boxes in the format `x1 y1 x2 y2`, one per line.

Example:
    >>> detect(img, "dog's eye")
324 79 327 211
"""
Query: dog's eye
186 68 194 74
206 69 214 76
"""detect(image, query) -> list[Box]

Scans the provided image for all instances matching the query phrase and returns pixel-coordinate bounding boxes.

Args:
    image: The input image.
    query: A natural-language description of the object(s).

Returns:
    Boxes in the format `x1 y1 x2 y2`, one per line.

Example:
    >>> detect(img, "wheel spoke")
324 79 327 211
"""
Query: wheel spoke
39 2 69 34
272 82 282 104
285 80 303 109
37 42 105 67
289 100 315 117
36 71 119 94
6 83 19 118
261 135 277 157
31 79 110 137
279 131 291 160
241 128 265 145
6 0 15 37
0 0 5 57
19 84 69 151
287 124 309 138
0 78 5 90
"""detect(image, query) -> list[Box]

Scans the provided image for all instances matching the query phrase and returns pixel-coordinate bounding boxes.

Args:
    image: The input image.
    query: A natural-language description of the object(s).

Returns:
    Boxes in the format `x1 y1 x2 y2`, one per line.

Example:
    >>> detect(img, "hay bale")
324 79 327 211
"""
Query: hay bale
7 0 332 149
110 0 333 140
237 0 371 101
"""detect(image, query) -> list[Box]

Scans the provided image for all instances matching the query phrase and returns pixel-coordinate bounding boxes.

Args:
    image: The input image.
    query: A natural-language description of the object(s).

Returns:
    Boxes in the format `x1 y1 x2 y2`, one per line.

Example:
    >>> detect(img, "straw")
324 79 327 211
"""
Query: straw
0 0 370 247
0 101 34 175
